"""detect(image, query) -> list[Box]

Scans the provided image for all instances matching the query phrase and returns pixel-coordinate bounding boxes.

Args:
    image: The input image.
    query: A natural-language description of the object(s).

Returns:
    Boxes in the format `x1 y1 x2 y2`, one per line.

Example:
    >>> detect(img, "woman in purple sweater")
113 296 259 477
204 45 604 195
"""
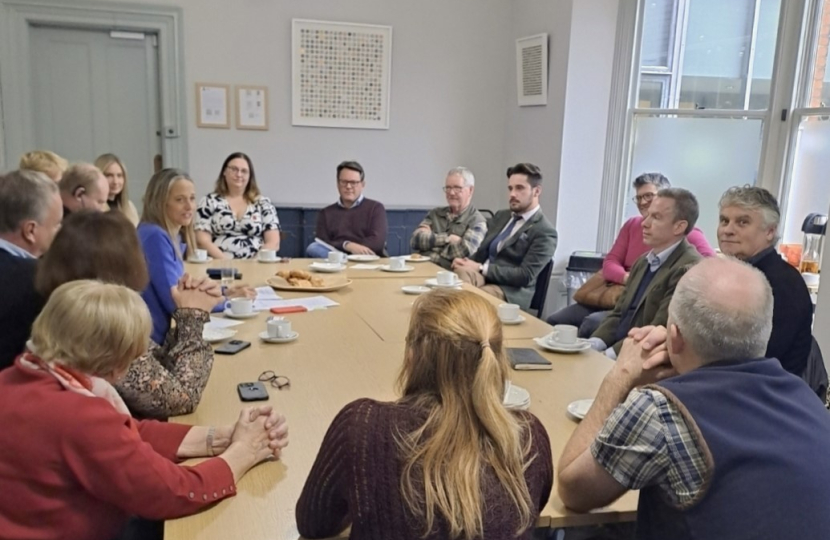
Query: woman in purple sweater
547 173 715 336
297 289 553 540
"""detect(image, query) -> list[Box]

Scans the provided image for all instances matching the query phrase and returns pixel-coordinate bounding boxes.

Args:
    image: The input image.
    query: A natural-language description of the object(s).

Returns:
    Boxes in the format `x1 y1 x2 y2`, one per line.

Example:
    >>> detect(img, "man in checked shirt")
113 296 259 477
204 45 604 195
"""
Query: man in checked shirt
409 167 487 270
557 256 830 540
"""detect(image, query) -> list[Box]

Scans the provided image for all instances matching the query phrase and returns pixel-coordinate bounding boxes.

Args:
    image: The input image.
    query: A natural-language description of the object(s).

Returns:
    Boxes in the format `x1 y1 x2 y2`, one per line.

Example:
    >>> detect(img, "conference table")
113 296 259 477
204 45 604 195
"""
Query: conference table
166 258 637 539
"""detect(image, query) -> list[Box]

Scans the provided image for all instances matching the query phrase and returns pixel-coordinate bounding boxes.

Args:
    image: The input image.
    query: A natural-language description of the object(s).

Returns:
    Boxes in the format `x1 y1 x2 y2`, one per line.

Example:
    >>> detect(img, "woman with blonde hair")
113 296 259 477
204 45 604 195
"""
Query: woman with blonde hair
18 149 68 182
297 289 553 540
0 280 289 540
94 153 139 225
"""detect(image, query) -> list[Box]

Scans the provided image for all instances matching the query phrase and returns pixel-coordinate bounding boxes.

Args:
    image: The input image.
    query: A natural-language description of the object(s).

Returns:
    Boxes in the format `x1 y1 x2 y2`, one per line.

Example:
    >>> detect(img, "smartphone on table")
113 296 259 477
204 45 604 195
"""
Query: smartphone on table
215 340 251 355
237 382 269 401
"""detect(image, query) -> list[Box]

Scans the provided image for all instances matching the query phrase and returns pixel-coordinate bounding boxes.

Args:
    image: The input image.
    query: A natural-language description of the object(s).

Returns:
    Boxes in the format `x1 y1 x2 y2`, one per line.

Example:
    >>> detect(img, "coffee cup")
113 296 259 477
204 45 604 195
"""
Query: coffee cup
259 249 277 262
803 272 820 288
327 251 346 264
193 248 207 262
267 317 292 338
436 271 457 286
553 324 578 345
389 257 406 270
225 297 253 316
498 303 521 322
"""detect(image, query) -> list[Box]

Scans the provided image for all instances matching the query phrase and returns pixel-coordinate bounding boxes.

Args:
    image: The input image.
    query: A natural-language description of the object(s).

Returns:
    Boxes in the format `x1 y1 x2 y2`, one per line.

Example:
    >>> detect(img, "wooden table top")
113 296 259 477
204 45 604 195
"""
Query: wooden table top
165 260 637 539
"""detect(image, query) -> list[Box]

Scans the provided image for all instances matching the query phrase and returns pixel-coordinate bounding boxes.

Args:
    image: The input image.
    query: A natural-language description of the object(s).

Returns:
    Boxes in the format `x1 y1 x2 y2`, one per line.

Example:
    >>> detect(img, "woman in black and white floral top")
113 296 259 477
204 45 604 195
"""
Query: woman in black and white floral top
195 152 280 259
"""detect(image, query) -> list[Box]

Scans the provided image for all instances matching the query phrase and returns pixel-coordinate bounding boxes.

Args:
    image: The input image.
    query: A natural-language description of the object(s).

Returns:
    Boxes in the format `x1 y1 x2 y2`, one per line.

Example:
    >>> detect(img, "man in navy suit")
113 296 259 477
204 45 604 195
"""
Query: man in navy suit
452 163 557 311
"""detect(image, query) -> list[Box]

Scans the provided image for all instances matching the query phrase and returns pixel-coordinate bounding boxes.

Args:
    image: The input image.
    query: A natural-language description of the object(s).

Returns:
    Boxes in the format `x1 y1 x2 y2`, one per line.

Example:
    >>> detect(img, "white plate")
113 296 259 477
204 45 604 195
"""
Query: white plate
257 257 282 263
187 256 213 264
258 330 299 344
533 336 591 354
347 254 380 262
309 262 346 273
425 278 462 289
401 285 431 295
500 315 526 325
223 308 258 320
567 399 594 421
380 265 414 273
403 255 431 263
503 382 531 410
202 327 236 343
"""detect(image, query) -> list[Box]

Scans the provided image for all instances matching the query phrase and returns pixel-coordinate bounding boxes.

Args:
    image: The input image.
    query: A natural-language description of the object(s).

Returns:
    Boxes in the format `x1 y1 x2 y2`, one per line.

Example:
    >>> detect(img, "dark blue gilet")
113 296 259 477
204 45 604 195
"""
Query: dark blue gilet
637 358 830 540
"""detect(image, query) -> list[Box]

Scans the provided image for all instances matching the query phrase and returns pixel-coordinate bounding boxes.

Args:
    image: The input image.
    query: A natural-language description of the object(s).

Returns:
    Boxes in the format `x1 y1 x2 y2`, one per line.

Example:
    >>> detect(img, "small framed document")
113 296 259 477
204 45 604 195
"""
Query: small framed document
236 85 269 130
196 83 230 128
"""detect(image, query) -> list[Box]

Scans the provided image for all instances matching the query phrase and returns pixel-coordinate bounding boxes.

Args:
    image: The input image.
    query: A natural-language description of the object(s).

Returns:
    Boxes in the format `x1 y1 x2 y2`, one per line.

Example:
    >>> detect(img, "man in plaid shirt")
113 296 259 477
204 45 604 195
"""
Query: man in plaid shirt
409 167 487 270
557 257 830 540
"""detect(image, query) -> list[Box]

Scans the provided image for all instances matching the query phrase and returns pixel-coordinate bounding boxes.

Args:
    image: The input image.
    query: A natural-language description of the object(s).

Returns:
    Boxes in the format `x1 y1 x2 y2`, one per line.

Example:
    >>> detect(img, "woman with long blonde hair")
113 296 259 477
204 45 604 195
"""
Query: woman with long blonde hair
297 289 553 540
94 153 139 226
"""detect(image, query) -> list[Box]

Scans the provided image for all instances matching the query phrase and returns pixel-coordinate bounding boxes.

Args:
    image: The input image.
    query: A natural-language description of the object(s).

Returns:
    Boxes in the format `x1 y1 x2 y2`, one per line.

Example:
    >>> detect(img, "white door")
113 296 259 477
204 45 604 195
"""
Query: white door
29 25 162 211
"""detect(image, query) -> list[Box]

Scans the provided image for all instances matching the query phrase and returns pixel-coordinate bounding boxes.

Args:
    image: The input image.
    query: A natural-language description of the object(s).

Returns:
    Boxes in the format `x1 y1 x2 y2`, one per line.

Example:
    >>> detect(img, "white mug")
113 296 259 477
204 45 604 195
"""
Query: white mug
436 271 457 286
553 324 578 345
225 297 253 315
267 317 292 338
498 303 521 322
389 257 406 270
259 249 277 261
327 251 346 264
193 248 208 261
803 272 819 288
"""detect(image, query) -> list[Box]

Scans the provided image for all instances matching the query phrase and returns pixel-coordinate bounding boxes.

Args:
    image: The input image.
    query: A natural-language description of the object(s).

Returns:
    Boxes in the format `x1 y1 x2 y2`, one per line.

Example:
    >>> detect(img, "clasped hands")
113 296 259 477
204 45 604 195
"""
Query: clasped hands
612 325 678 390
218 406 289 463
171 273 256 313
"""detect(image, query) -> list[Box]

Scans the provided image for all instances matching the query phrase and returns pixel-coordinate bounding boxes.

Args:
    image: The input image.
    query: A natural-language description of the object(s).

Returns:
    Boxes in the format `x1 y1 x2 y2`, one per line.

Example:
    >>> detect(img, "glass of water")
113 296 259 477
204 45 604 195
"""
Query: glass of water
220 267 235 289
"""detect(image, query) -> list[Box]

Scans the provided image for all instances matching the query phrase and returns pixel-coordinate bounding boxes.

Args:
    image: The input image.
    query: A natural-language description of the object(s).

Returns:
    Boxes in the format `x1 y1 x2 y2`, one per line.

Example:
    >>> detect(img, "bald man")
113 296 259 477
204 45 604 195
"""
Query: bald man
59 163 109 217
556 257 830 540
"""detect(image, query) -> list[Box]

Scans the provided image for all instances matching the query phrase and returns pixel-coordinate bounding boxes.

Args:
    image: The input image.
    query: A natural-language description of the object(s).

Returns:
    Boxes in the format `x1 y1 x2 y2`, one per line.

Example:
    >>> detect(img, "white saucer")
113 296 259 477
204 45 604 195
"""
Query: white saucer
500 315 526 325
425 278 462 289
534 336 591 354
258 330 299 344
187 256 213 264
309 262 346 273
567 399 594 421
223 308 258 320
401 285 431 295
257 257 282 263
347 254 380 262
203 327 236 343
403 255 430 263
380 265 414 273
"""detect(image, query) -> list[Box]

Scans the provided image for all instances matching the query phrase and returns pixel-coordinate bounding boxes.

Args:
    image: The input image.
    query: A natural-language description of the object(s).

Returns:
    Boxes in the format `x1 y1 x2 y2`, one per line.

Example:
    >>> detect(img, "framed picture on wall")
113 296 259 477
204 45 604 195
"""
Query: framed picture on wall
196 83 230 128
236 85 269 130
291 19 392 130
516 34 548 107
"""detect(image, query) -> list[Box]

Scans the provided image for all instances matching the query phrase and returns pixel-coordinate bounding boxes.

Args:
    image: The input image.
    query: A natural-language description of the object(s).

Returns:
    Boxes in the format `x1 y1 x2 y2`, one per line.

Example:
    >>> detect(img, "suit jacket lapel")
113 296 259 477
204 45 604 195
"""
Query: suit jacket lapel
634 240 690 310
500 211 541 252
483 212 512 249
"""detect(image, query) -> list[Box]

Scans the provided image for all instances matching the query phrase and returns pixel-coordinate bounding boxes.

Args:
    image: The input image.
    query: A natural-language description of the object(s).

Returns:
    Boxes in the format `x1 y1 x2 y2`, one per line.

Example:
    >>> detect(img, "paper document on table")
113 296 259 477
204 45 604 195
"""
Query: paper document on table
267 296 340 310
350 264 382 270
314 237 343 253
254 286 284 311
207 317 245 329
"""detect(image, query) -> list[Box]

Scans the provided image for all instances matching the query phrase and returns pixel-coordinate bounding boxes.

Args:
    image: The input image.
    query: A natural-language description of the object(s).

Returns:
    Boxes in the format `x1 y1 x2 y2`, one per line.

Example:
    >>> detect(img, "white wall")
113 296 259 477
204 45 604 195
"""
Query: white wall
61 0 514 210
815 203 830 368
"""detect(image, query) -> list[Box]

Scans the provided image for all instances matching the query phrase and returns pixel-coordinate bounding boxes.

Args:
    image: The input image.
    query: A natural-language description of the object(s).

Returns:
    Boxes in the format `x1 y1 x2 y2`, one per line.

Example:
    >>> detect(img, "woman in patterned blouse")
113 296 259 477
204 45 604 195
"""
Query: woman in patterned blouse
196 152 280 259
35 211 221 419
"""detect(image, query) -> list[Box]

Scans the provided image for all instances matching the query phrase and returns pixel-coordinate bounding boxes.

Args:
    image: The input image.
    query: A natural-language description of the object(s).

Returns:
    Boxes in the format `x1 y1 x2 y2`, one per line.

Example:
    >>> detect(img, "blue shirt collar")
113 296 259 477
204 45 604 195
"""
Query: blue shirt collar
0 237 35 259
337 194 365 209
646 240 682 272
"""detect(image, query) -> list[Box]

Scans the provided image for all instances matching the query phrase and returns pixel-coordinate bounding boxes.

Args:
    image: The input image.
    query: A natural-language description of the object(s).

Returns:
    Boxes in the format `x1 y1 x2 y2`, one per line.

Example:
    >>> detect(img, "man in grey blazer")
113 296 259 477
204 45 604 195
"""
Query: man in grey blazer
452 163 557 311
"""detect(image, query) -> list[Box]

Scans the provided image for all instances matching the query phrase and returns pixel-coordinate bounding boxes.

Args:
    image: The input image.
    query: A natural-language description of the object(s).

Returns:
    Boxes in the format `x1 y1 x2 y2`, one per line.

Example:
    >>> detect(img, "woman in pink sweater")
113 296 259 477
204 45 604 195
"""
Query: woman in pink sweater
547 173 715 336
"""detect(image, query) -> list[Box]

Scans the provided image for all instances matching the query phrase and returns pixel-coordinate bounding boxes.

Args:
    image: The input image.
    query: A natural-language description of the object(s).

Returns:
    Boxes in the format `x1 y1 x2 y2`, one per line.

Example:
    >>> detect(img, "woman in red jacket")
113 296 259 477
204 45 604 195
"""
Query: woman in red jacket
0 280 289 540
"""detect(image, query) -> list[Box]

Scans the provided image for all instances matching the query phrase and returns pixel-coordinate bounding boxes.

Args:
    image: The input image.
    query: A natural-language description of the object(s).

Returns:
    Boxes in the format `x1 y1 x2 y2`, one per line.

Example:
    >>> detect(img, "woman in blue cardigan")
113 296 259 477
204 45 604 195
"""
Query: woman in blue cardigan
138 169 251 344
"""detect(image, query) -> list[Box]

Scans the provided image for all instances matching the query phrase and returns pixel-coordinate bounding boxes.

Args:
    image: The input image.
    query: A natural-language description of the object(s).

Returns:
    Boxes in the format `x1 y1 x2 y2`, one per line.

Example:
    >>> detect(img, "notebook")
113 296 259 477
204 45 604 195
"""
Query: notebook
507 347 552 371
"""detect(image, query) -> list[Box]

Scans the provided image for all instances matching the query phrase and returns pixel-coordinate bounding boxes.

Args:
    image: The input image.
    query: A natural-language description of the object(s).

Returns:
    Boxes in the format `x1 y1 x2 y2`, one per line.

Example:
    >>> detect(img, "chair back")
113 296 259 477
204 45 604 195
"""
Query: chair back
529 258 554 317
801 336 828 403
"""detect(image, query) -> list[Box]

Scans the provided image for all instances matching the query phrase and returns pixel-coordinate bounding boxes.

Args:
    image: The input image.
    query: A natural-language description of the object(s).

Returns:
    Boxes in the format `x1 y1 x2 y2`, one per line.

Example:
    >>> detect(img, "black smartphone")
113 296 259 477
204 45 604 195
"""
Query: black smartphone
215 340 251 355
206 268 243 280
237 382 269 401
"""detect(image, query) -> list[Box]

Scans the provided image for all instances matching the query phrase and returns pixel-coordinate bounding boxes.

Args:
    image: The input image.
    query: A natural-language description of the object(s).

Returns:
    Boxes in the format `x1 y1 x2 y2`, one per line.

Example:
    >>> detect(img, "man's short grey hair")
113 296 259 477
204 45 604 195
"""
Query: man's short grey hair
447 167 475 187
668 258 773 363
633 172 671 190
718 185 781 231
0 169 59 234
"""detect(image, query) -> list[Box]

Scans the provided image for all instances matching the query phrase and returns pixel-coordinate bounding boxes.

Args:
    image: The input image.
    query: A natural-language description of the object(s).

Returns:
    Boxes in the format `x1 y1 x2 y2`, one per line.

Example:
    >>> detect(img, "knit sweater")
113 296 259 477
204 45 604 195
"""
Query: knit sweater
314 198 388 255
603 216 715 284
296 398 553 540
